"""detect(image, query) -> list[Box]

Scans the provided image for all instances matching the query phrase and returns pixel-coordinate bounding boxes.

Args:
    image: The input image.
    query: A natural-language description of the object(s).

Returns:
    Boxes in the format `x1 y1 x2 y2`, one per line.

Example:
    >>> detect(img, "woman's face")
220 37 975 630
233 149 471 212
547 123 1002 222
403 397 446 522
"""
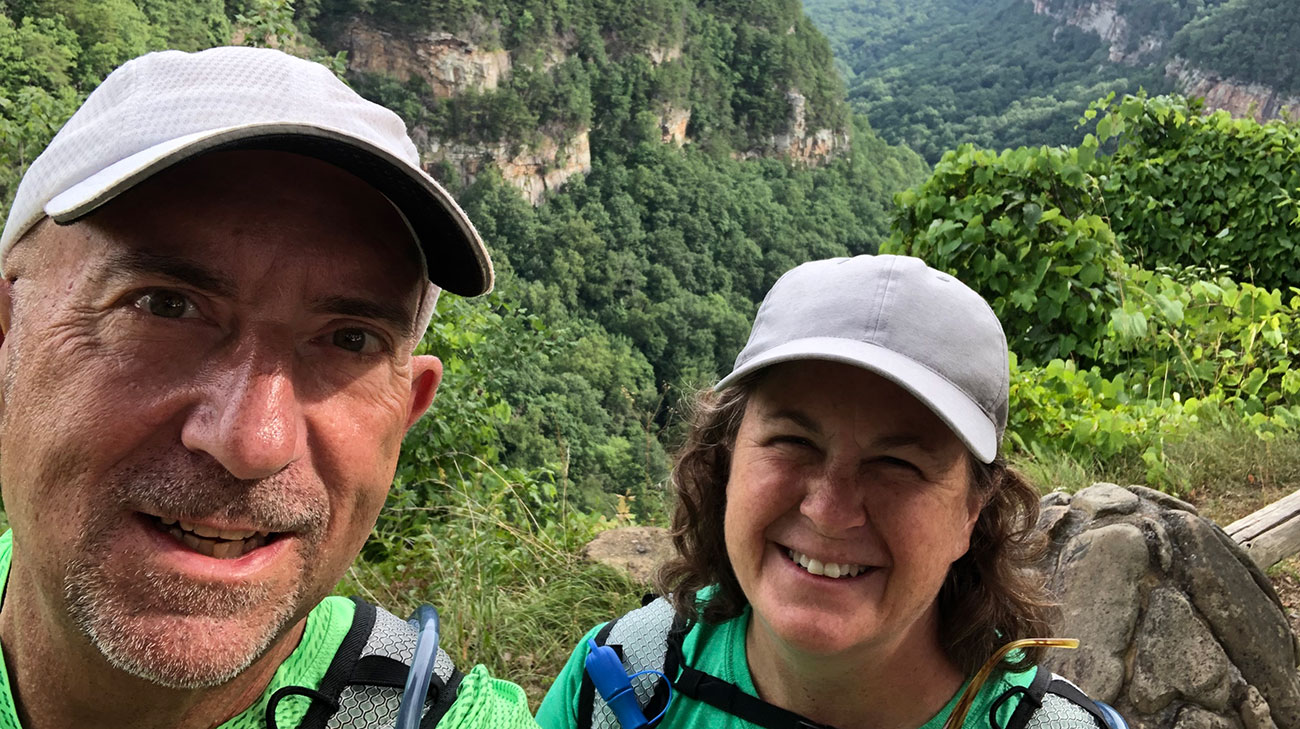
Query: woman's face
724 361 981 661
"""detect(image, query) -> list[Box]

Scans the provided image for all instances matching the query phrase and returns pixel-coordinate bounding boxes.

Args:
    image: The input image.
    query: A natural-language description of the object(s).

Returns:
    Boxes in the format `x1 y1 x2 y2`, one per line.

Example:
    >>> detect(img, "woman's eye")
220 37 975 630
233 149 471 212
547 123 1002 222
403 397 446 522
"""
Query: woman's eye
331 328 384 354
132 290 198 319
771 435 814 448
877 456 920 472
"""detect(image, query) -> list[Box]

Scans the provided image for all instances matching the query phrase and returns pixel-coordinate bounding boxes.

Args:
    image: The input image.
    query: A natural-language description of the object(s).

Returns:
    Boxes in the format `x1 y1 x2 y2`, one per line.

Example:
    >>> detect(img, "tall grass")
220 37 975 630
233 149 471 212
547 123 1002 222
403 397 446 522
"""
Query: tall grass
340 455 648 706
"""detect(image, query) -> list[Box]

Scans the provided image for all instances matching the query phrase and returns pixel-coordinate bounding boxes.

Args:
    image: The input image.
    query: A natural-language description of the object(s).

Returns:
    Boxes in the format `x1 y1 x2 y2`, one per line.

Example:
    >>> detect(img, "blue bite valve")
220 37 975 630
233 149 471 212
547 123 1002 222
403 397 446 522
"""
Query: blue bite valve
585 639 651 729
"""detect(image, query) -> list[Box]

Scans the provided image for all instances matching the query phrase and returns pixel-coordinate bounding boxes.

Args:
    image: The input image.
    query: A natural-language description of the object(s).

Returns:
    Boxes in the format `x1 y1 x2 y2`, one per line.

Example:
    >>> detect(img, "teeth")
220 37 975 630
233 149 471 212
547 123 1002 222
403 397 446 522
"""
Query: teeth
787 549 866 579
163 522 269 560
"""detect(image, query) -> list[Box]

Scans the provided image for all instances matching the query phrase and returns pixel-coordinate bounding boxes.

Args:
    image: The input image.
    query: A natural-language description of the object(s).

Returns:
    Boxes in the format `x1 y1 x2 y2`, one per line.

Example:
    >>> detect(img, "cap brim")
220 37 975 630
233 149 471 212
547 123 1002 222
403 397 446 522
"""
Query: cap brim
715 336 999 462
45 123 493 296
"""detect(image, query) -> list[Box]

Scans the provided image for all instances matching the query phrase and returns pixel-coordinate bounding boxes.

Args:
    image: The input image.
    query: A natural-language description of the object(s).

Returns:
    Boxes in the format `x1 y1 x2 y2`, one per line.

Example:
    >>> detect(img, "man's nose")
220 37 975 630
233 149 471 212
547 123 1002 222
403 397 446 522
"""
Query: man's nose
181 349 307 480
799 460 869 533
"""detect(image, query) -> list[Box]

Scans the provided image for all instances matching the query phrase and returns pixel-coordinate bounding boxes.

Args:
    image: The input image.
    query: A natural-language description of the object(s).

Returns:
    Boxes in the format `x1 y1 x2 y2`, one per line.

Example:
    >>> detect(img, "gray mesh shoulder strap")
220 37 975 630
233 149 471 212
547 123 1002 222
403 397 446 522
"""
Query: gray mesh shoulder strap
582 596 678 729
1003 669 1114 729
324 601 459 728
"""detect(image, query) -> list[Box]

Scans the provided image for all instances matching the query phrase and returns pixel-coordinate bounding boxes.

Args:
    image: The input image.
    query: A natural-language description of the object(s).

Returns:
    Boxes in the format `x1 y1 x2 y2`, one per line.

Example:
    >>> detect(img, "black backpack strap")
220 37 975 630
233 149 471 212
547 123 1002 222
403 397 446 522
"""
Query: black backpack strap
1000 665 1051 729
580 597 843 729
287 597 463 729
283 597 379 729
671 663 838 729
1000 667 1113 729
577 618 620 729
658 610 836 729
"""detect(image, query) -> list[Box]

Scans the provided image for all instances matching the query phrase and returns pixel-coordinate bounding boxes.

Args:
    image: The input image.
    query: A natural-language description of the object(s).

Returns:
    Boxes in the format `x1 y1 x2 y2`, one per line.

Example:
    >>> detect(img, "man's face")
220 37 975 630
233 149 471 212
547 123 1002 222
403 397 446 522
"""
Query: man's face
0 151 441 688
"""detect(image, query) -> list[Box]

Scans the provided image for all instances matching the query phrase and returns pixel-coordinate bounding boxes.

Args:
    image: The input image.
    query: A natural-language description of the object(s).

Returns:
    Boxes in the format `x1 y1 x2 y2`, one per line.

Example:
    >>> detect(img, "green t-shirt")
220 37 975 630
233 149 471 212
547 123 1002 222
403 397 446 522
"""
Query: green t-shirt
535 605 1036 729
0 530 540 729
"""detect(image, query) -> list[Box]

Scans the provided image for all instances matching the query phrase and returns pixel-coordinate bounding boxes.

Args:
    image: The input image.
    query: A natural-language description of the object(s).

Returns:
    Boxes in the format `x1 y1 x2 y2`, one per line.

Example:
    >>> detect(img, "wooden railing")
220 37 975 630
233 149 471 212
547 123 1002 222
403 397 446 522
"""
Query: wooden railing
1226 489 1300 570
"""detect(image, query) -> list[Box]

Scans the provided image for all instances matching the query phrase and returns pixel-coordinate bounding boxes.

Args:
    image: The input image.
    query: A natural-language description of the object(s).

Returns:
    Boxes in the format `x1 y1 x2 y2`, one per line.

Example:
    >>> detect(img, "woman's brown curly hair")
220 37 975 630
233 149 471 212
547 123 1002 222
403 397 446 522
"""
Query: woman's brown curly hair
655 373 1056 675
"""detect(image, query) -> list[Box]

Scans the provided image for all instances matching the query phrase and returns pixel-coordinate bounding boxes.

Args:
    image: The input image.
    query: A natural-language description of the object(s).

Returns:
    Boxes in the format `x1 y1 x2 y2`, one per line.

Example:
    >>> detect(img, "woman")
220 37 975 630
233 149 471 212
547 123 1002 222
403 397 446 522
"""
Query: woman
536 255 1118 729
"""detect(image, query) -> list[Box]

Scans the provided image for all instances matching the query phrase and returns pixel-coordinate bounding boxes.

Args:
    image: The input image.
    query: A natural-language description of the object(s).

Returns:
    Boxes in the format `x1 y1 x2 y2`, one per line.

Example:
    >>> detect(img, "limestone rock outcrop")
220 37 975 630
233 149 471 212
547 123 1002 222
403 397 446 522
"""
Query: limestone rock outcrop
342 20 510 97
1166 57 1300 123
737 90 847 165
417 127 592 206
1042 483 1300 729
1029 0 1163 64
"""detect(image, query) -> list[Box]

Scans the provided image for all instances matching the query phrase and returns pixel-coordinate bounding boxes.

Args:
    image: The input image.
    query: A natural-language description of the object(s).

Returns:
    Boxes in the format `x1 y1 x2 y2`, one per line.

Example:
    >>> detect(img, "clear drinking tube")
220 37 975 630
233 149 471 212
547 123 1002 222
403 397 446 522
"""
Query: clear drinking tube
941 638 1080 729
396 604 442 729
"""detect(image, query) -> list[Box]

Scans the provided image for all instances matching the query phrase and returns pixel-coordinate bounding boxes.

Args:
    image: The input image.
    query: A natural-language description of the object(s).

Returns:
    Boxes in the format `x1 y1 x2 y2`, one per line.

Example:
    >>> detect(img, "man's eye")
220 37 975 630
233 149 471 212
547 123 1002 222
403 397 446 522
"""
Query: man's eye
331 328 384 354
132 290 198 319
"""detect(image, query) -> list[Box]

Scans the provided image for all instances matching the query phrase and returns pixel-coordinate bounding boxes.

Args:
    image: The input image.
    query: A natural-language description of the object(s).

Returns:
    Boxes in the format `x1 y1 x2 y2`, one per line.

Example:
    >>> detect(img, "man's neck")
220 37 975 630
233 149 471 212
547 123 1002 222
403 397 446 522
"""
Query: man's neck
0 563 306 729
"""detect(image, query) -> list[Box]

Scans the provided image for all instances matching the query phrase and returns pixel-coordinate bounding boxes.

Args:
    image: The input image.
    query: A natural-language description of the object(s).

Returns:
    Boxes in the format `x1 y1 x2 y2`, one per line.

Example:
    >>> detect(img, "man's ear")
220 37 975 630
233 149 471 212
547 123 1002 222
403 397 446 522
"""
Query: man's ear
404 354 443 431
0 276 13 340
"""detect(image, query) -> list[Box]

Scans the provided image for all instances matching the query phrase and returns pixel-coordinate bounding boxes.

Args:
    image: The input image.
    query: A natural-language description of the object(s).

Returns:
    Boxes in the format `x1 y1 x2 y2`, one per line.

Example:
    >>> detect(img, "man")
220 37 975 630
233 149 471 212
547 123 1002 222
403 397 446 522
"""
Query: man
0 46 539 729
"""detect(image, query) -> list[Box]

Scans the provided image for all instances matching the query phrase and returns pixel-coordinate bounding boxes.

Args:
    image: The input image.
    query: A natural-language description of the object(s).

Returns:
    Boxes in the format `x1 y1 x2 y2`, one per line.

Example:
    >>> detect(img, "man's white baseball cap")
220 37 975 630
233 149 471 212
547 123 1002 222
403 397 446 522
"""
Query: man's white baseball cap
0 45 493 296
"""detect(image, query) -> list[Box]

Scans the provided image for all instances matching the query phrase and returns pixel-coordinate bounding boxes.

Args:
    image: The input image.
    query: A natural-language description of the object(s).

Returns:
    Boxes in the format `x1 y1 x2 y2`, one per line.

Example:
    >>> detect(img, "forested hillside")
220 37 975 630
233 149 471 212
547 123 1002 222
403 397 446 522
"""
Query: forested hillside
1171 0 1300 96
804 0 1300 162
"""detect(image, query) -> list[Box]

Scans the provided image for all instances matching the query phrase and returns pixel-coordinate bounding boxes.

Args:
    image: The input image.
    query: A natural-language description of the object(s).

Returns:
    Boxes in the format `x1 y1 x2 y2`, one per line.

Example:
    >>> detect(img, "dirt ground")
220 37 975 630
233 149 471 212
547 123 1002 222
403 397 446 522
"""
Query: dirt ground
1183 481 1300 638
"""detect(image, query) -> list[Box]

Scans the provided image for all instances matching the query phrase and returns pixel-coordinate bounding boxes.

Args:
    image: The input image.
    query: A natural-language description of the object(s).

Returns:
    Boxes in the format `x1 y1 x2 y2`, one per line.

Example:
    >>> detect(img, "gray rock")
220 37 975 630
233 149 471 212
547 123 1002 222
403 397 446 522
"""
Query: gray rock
1040 504 1072 538
1050 523 1150 702
1242 686 1280 729
1174 705 1242 729
1129 588 1233 713
1043 490 1073 508
1074 482 1142 518
1127 484 1199 515
1167 511 1300 729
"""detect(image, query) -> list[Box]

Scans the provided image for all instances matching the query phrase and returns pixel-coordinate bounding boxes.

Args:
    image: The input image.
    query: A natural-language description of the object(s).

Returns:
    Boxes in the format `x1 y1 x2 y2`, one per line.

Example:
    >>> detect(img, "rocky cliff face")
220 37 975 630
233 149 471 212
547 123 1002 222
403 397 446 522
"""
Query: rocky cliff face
418 127 592 206
1028 1 1297 124
340 18 842 204
341 19 589 203
1167 57 1300 123
343 20 511 96
736 90 848 165
1029 0 1163 64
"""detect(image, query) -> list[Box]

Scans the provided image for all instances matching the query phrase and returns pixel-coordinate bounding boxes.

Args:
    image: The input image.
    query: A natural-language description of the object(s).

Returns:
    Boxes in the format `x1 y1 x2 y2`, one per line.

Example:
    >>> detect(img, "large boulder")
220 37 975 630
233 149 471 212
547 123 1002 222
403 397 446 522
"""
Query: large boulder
1042 483 1300 729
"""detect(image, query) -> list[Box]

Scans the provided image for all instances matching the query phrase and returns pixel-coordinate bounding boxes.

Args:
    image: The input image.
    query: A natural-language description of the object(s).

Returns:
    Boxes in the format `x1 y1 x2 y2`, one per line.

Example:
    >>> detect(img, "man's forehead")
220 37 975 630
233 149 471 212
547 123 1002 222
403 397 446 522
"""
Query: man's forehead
26 152 432 331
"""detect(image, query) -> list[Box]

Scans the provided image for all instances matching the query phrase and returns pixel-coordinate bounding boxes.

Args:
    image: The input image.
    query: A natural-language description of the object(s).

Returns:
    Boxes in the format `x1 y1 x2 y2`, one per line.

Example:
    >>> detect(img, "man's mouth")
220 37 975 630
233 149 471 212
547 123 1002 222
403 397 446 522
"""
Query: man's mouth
146 515 277 559
785 547 871 579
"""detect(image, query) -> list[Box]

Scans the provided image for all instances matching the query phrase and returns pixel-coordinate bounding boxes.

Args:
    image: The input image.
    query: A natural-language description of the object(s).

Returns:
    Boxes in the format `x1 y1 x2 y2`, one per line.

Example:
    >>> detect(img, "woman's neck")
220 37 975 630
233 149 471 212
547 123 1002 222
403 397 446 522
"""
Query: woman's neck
744 606 968 729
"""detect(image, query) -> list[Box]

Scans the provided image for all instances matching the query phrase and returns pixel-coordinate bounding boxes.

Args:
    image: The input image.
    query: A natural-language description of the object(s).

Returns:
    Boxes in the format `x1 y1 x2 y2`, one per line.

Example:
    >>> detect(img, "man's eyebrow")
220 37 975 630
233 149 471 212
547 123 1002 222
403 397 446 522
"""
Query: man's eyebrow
315 296 417 337
99 250 235 296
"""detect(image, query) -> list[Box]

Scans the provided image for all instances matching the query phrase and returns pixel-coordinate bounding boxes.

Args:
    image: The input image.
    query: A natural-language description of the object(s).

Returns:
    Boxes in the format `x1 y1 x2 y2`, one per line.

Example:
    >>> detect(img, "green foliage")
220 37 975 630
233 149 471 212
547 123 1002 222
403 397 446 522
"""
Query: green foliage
890 140 1123 363
1094 93 1300 291
889 92 1300 484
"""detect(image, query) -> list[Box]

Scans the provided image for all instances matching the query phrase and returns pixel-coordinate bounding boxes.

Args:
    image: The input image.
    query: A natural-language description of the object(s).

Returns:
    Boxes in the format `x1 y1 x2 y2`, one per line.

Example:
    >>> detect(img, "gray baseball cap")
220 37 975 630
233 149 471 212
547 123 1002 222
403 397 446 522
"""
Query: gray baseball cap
0 46 493 297
716 254 1009 463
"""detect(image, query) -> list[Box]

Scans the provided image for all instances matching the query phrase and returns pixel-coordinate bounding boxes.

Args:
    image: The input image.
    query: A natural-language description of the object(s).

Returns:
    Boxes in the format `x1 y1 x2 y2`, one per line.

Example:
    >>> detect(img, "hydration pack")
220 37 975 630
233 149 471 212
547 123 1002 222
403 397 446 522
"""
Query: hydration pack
578 596 1121 729
269 597 464 729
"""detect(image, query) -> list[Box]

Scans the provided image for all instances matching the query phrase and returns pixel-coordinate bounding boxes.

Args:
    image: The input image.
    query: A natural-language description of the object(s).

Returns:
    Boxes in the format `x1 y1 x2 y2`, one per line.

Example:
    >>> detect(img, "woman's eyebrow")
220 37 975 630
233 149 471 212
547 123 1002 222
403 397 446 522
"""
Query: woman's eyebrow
871 433 934 452
764 408 822 434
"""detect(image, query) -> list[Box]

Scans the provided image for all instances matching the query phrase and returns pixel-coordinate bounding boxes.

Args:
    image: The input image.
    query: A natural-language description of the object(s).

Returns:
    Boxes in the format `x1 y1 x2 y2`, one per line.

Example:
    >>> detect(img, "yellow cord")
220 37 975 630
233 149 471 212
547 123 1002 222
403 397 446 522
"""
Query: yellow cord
940 638 1080 729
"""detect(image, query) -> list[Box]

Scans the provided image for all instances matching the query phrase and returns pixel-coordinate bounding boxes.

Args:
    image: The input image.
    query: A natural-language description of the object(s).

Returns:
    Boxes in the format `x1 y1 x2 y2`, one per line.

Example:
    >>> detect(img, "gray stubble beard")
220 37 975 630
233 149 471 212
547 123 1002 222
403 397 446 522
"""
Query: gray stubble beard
61 461 328 690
